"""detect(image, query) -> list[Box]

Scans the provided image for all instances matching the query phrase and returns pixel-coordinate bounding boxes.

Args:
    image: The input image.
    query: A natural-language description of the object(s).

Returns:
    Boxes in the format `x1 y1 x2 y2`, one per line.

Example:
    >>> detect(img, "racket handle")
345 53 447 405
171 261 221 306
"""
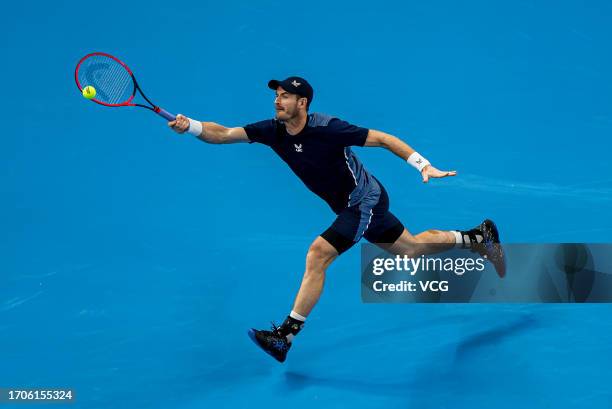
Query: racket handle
154 107 176 121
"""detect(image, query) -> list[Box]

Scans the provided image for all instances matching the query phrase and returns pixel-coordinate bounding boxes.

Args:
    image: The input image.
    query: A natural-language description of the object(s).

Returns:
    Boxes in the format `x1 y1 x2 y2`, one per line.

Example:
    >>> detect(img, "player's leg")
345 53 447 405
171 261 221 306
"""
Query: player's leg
363 183 505 275
380 227 455 257
367 216 506 276
291 236 339 317
247 205 369 363
360 184 451 256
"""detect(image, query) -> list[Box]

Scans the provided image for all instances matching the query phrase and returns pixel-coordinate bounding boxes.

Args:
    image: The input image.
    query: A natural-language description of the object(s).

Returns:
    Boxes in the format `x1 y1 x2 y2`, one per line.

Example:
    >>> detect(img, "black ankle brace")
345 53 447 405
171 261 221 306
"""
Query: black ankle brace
276 315 304 338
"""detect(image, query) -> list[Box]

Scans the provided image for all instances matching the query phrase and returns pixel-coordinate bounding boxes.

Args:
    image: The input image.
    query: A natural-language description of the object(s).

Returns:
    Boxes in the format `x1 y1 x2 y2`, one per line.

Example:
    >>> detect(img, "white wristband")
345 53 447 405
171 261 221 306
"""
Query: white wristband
407 152 430 172
187 118 203 137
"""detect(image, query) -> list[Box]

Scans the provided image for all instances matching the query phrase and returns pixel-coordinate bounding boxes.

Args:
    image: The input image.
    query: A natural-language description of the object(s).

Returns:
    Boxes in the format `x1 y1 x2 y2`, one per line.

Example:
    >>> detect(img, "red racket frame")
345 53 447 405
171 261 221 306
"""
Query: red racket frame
74 52 175 120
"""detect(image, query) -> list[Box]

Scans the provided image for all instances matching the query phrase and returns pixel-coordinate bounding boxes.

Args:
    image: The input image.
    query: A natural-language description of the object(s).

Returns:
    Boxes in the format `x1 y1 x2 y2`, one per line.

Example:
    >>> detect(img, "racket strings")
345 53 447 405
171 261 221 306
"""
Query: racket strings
78 55 134 104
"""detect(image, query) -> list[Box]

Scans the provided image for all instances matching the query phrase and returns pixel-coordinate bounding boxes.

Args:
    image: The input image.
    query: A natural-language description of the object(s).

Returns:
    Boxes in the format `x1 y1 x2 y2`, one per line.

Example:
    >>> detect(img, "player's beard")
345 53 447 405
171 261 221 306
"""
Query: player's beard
276 104 298 121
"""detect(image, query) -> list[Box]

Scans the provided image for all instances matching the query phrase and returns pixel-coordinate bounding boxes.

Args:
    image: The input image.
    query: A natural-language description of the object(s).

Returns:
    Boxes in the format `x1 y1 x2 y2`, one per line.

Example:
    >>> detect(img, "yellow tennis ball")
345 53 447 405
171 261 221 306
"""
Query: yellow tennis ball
82 85 96 100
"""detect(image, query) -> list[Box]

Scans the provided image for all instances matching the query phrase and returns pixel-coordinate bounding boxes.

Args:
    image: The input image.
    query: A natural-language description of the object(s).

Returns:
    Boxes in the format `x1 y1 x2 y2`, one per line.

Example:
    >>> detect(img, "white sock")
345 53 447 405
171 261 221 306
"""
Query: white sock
452 230 483 248
290 310 307 322
451 230 463 244
283 311 307 343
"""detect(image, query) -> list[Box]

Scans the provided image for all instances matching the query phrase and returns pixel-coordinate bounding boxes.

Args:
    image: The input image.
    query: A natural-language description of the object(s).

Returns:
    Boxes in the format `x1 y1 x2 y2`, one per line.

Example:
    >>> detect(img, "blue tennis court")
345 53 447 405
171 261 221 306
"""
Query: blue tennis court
2 1 612 407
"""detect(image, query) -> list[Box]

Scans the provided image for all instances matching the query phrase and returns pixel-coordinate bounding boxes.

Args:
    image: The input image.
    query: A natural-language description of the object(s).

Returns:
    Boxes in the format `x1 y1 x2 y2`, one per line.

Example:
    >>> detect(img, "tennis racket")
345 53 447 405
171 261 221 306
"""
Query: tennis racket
74 52 176 121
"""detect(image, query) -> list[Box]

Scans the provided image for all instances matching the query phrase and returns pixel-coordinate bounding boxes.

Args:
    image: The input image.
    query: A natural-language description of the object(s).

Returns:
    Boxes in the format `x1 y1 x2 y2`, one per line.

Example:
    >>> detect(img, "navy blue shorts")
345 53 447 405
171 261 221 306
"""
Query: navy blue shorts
321 180 404 254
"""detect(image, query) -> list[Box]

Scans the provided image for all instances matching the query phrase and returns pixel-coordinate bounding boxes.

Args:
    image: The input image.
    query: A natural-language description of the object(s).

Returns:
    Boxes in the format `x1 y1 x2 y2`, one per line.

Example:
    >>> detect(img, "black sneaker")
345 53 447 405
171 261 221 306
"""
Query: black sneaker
464 219 506 278
247 323 291 363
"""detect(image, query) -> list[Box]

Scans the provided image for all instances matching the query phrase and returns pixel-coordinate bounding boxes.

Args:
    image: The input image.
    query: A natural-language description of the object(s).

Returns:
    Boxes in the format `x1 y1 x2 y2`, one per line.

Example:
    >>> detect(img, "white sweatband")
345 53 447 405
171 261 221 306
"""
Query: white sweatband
407 152 430 172
187 118 203 137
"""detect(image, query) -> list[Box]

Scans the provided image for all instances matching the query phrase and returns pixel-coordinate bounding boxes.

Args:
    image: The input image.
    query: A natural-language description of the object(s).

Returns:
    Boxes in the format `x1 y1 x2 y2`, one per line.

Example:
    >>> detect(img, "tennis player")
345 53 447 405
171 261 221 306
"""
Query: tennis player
168 76 505 362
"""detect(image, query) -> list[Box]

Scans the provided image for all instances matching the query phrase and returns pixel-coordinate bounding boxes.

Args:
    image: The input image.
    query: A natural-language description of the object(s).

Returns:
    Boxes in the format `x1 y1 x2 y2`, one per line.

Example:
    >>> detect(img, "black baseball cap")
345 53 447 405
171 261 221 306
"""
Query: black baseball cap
268 76 314 107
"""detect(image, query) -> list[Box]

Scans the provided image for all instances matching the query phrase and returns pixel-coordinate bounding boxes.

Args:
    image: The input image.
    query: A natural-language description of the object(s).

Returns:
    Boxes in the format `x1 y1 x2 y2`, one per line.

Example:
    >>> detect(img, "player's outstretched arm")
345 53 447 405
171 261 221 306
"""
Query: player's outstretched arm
365 129 457 183
168 114 250 144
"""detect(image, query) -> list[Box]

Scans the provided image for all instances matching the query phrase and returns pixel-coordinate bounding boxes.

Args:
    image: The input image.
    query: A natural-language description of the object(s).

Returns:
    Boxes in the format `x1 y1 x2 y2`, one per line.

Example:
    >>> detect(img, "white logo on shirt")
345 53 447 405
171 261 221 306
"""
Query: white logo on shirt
294 143 303 152
291 80 301 87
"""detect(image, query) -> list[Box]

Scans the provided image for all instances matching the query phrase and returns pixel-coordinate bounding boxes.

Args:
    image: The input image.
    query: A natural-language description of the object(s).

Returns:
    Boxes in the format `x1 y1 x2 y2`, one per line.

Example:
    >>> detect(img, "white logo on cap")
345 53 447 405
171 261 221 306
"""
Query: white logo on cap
291 80 301 87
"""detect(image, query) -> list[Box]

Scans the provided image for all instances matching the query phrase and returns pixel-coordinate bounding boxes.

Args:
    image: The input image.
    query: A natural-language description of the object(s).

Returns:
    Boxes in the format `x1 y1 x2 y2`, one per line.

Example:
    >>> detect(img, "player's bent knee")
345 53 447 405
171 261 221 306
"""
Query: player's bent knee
386 230 425 258
307 239 338 264
399 247 421 259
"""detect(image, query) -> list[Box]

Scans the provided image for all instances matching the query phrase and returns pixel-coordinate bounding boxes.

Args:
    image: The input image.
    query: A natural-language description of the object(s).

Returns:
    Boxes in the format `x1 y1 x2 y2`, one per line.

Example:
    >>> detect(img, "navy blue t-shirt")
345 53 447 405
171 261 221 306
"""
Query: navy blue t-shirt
244 113 377 214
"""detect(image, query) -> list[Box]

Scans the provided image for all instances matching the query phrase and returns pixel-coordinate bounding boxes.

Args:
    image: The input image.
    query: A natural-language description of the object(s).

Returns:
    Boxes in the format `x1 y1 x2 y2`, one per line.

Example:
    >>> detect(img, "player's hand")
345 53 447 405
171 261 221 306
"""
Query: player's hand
168 114 190 133
421 165 457 183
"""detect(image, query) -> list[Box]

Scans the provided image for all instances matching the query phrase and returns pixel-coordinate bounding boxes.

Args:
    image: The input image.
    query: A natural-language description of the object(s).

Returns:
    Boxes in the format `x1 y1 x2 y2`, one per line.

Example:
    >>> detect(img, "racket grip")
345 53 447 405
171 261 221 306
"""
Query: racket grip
155 107 176 121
